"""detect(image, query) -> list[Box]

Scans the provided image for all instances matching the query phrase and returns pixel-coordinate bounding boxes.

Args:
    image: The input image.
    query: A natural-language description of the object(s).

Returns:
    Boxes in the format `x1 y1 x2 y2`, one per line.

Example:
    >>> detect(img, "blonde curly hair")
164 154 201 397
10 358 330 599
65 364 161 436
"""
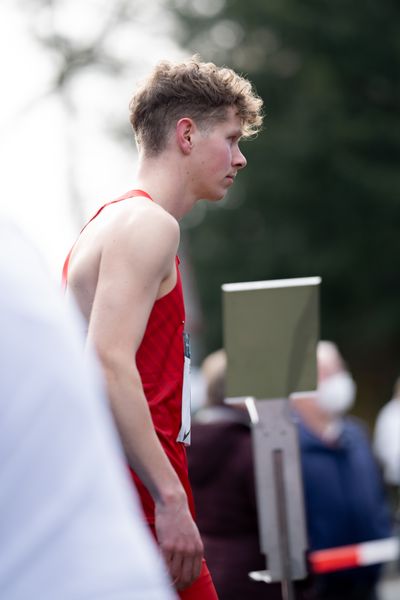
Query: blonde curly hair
129 55 264 156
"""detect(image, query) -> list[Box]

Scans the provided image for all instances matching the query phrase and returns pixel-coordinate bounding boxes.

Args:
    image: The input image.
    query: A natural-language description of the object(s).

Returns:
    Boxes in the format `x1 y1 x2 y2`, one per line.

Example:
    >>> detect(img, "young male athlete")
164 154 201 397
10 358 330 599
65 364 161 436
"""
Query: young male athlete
63 56 263 598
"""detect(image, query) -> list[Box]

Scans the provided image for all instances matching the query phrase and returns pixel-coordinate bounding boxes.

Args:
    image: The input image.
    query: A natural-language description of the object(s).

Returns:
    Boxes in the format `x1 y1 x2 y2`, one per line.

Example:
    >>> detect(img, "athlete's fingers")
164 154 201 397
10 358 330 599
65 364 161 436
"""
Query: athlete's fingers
192 553 202 582
167 551 184 587
177 555 195 590
173 548 203 591
159 547 176 585
177 553 202 590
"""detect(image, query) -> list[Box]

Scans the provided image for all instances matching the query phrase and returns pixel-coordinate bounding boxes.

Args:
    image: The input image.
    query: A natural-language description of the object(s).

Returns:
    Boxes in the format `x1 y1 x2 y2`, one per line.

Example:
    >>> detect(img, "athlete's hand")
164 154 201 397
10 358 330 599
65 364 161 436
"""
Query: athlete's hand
155 492 203 591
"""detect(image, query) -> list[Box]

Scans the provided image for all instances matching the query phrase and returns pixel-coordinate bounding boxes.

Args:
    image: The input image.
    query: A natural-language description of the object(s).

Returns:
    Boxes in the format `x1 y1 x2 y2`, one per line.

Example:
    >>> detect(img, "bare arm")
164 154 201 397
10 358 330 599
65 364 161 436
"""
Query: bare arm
87 205 203 590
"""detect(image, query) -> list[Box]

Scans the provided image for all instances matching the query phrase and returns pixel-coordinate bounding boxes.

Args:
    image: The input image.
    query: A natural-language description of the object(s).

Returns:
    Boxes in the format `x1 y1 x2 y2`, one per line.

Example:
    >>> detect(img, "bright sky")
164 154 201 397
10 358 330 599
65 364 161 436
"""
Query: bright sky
0 0 184 279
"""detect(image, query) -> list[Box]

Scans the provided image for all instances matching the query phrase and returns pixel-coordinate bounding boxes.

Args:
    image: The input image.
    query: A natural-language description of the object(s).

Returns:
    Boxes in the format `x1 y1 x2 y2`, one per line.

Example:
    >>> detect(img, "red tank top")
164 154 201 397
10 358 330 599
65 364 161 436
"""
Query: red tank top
62 189 195 524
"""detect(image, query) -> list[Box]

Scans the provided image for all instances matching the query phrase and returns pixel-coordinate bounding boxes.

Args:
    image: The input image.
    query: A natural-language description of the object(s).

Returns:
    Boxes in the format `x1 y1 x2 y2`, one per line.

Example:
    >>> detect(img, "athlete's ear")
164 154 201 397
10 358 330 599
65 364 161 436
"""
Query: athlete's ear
176 118 195 155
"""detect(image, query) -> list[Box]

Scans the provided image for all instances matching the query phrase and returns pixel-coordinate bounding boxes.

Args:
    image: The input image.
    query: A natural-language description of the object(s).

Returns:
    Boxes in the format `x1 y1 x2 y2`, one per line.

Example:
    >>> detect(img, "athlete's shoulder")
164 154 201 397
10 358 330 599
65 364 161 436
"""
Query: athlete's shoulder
101 195 178 239
142 198 179 228
128 198 180 246
100 198 179 271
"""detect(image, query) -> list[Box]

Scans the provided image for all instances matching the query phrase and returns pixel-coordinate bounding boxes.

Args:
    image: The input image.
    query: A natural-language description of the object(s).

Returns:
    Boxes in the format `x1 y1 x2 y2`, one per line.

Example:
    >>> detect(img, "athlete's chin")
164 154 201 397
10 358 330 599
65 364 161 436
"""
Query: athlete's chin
204 188 228 202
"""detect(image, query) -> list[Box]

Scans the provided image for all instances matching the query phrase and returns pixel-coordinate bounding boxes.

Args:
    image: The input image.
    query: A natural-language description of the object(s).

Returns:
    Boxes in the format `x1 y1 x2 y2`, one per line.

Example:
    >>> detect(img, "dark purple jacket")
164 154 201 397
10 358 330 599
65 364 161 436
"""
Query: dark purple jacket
188 406 284 600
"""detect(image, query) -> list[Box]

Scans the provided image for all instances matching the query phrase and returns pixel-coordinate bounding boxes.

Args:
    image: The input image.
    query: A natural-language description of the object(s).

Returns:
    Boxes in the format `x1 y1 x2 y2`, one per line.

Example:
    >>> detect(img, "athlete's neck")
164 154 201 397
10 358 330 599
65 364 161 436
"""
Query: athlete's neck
135 154 198 220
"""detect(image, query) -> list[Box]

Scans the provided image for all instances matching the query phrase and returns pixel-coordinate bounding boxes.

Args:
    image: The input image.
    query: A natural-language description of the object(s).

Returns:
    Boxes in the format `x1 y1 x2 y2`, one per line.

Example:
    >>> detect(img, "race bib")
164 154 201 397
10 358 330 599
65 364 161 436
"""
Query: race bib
177 333 191 445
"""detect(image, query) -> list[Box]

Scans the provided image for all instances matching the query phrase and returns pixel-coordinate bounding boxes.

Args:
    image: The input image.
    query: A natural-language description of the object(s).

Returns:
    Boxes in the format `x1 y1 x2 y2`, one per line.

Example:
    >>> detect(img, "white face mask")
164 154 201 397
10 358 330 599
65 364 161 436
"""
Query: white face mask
316 371 356 416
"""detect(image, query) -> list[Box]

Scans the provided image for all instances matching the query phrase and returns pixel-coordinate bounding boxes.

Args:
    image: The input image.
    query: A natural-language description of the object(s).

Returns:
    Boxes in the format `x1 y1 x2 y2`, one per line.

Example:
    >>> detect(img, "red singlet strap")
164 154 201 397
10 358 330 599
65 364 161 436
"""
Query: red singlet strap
62 189 152 289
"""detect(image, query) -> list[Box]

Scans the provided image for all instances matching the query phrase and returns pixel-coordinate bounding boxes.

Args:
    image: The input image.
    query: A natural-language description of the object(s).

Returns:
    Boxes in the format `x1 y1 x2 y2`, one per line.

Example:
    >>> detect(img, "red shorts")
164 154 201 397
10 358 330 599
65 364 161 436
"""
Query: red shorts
178 559 218 600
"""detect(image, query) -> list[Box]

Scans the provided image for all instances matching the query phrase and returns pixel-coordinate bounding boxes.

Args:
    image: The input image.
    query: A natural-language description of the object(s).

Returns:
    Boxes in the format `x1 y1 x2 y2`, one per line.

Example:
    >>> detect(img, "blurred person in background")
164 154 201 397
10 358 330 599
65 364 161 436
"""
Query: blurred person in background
291 341 392 600
0 220 175 600
188 349 290 600
373 376 400 546
374 376 400 488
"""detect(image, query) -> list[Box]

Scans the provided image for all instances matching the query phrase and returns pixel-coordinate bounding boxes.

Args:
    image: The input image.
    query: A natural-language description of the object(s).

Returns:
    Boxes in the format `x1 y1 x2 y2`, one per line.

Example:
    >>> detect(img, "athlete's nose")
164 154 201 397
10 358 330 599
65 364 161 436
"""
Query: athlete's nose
234 146 247 170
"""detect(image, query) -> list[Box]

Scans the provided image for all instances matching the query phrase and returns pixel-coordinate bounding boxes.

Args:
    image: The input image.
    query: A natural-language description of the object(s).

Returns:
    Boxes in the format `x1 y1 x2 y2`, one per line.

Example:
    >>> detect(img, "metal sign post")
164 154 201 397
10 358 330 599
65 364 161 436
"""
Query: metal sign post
248 398 308 598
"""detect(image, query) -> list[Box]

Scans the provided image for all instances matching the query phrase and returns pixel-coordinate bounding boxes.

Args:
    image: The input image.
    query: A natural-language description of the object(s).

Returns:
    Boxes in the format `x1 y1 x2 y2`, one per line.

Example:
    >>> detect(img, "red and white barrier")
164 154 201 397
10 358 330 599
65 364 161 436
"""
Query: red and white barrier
249 537 400 583
309 537 400 574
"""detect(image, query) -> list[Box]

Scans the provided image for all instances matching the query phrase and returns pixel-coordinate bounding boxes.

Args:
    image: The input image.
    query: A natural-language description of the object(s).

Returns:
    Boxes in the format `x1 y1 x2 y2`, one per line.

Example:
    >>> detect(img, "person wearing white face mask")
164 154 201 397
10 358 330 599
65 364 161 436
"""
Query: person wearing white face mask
291 341 392 600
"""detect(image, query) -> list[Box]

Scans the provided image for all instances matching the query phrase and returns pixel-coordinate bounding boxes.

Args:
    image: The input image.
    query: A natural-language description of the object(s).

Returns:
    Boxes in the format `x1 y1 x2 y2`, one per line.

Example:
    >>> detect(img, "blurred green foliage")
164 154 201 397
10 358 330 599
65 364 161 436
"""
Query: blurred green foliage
171 0 400 417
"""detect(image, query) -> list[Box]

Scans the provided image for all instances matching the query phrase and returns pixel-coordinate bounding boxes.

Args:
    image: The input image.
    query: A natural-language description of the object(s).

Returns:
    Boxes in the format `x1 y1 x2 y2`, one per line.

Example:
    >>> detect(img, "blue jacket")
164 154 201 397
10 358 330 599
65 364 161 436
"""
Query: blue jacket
297 415 392 589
